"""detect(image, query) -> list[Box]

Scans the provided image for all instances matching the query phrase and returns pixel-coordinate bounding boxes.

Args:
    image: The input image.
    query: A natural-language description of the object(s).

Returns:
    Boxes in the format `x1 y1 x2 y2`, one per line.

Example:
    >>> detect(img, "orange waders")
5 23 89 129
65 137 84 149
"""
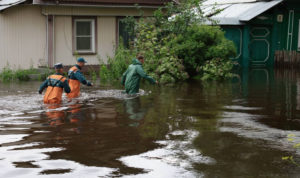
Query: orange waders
67 66 81 99
43 75 66 104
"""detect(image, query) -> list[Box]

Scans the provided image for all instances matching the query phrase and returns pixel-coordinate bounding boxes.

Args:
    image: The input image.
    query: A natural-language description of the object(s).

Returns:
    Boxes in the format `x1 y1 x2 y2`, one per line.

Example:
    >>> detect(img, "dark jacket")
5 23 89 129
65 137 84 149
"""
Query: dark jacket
39 73 71 93
68 64 92 86
121 59 156 94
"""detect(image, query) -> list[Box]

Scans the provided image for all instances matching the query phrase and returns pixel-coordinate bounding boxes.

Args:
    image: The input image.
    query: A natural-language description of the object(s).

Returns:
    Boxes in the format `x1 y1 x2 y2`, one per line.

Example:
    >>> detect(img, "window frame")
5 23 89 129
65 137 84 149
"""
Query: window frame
116 16 138 48
72 17 97 55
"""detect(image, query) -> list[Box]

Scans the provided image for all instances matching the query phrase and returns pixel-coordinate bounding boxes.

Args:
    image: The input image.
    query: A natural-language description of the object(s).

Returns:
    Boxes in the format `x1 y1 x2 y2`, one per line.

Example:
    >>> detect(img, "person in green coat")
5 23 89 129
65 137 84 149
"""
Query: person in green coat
121 55 158 94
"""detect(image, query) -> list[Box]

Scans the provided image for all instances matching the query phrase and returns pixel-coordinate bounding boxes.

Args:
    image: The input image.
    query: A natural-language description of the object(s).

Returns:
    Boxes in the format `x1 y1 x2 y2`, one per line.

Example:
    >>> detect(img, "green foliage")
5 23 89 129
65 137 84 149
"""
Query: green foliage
200 58 234 81
15 69 31 81
132 20 189 84
108 45 135 80
103 0 236 84
0 66 15 82
99 43 135 82
89 70 98 81
0 65 53 82
169 25 236 76
99 65 110 82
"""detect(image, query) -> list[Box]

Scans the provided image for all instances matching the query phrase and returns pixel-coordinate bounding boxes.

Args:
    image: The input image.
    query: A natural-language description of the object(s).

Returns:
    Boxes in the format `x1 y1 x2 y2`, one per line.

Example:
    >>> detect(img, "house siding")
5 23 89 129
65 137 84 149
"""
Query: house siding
54 16 116 65
0 5 157 70
0 5 47 69
41 6 156 16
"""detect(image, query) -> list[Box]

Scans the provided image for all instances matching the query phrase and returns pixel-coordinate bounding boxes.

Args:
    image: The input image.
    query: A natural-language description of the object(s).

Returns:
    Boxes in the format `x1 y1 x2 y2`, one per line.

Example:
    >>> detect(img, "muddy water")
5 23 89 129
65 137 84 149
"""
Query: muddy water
1 69 300 178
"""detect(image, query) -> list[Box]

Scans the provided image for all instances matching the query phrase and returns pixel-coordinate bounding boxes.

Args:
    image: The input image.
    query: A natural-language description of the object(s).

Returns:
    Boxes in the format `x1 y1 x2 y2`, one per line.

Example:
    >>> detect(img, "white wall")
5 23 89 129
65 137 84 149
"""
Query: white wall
0 5 156 69
0 5 47 69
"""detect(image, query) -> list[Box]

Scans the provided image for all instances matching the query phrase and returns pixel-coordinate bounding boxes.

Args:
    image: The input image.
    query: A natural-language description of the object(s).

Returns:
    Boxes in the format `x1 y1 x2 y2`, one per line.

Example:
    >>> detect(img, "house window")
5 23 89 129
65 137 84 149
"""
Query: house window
73 18 96 54
118 18 135 48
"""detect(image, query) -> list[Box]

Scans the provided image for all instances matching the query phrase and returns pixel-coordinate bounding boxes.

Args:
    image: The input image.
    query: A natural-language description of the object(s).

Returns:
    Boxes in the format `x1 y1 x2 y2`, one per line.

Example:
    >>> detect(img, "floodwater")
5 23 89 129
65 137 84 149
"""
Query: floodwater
1 69 300 178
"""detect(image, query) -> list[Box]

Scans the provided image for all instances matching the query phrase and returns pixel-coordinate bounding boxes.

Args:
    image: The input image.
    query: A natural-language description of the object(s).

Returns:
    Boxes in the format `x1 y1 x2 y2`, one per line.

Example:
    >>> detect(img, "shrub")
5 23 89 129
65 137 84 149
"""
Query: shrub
0 66 52 82
200 58 234 81
99 43 135 82
0 66 15 82
102 0 236 83
133 21 189 84
15 69 31 81
169 25 236 76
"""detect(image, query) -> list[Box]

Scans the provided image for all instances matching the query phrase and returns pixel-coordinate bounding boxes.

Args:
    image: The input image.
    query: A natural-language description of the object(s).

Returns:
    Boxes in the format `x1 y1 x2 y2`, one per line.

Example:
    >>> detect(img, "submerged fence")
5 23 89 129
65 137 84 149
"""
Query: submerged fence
275 50 300 69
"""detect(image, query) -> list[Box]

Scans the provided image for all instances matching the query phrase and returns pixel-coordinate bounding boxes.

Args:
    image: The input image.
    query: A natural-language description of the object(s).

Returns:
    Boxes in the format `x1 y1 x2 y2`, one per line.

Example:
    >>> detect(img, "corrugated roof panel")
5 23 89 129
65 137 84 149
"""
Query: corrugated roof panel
214 3 257 18
203 0 258 6
0 0 26 11
208 17 243 25
202 4 231 16
239 0 283 21
203 0 283 25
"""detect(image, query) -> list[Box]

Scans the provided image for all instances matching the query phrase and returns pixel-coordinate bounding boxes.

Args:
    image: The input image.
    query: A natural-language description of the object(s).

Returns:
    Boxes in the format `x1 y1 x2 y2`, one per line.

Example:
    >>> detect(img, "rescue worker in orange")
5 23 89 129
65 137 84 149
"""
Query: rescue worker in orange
39 63 71 104
67 57 93 99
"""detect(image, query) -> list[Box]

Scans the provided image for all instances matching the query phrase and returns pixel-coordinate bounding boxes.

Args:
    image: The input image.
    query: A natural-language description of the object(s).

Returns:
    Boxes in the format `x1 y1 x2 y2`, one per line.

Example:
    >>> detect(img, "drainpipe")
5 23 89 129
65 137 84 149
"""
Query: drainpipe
46 15 55 67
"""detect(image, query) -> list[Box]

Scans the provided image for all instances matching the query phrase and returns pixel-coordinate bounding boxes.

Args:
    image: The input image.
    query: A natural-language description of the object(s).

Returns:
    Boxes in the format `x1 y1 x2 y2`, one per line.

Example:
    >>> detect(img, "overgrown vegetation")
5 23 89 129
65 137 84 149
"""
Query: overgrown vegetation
100 0 237 83
200 58 234 81
99 43 135 83
0 65 53 82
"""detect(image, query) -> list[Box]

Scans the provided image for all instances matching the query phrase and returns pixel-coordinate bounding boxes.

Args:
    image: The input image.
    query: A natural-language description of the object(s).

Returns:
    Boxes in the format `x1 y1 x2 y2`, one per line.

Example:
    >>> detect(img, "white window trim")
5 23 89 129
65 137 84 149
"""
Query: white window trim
74 18 96 54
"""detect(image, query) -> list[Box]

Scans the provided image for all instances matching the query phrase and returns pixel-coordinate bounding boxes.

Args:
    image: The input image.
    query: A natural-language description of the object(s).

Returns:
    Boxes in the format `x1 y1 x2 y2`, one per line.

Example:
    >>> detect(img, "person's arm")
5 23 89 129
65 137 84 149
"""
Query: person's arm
63 79 71 93
74 71 92 86
136 66 156 84
38 78 49 94
121 69 128 86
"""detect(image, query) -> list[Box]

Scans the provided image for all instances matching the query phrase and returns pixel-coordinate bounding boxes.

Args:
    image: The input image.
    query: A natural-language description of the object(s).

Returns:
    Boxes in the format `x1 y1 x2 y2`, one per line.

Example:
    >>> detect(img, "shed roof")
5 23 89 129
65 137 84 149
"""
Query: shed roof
0 0 26 11
203 0 284 25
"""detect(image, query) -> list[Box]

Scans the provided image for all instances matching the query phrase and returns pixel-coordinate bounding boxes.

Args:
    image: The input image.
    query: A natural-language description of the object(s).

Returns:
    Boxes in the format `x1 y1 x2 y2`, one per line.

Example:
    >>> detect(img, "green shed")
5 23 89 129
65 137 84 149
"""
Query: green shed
203 0 300 67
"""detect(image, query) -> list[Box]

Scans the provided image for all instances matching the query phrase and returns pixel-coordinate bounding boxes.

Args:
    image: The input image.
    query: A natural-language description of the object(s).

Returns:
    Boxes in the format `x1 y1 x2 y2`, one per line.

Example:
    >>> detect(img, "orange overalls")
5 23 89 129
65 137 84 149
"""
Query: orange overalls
67 66 81 99
44 75 66 104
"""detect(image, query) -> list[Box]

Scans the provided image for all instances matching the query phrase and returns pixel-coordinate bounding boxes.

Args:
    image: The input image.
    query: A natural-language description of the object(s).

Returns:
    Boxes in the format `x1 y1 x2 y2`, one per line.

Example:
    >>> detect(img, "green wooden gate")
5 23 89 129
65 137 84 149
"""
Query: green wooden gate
249 26 272 66
223 27 243 63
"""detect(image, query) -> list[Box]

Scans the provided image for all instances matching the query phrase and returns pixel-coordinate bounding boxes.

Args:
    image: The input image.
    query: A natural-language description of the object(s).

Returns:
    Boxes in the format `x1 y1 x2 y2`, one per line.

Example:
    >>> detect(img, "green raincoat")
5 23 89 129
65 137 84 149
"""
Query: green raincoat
121 59 156 94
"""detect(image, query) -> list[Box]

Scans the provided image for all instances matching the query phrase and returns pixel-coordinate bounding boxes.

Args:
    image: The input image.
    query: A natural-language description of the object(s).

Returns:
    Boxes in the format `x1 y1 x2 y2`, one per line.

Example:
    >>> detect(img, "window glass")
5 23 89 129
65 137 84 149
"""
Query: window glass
74 19 95 53
76 21 91 36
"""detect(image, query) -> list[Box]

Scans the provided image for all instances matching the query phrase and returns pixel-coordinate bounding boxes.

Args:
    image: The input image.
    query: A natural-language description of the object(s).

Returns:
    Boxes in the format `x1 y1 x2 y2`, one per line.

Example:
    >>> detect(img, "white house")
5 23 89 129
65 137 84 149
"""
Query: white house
0 0 173 69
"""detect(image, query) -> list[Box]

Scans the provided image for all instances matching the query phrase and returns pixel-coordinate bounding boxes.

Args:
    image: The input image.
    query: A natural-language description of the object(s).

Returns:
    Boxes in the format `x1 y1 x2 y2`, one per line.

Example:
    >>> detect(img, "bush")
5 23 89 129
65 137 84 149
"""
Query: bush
99 43 135 82
0 67 15 82
200 58 234 81
102 0 236 84
0 66 52 82
134 21 189 84
169 25 236 76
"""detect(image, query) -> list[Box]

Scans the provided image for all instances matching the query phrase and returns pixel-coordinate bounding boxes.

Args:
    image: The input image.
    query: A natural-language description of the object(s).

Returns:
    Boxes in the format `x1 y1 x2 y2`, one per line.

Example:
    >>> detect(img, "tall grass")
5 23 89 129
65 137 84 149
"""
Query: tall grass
0 66 53 82
99 43 135 82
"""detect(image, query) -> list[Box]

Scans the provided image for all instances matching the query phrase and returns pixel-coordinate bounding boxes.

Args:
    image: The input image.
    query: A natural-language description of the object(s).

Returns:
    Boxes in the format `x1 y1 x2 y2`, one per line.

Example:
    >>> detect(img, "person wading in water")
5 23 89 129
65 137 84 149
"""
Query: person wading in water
67 57 93 99
121 55 158 95
39 63 71 104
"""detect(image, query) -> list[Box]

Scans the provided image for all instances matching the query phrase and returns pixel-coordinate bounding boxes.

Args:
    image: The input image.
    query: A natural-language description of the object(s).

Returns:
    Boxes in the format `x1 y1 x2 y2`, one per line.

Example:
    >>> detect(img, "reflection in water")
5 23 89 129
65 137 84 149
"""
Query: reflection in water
1 69 300 177
124 97 145 127
45 105 65 127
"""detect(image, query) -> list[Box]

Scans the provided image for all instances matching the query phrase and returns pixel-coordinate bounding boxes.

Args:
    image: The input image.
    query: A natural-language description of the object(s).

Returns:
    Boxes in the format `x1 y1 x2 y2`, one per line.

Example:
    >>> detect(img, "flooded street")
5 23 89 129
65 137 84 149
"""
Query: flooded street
1 69 300 177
